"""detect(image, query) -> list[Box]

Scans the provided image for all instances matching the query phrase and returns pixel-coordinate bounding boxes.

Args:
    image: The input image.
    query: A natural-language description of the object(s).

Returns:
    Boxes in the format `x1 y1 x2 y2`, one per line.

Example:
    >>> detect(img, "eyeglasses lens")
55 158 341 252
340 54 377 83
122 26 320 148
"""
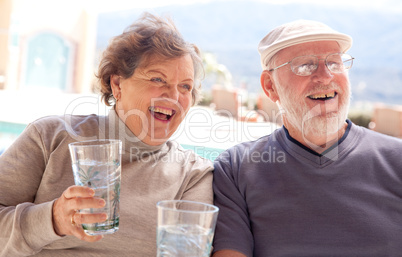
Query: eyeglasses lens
291 53 353 76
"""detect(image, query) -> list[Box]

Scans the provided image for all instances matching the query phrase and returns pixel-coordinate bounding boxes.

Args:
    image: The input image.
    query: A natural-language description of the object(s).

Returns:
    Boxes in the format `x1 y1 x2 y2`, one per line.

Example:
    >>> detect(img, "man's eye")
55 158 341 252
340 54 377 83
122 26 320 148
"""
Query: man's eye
299 61 315 69
327 61 341 69
296 64 316 72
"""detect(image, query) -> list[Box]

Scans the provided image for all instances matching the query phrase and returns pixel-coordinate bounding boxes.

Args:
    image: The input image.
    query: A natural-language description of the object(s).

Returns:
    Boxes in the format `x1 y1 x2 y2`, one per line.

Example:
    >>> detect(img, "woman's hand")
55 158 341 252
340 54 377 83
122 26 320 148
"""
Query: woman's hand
52 186 107 242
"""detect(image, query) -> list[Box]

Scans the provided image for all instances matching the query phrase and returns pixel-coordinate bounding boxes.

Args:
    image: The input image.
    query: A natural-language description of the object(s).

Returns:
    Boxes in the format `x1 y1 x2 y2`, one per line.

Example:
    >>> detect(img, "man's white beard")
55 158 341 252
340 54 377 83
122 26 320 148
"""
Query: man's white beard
275 79 350 142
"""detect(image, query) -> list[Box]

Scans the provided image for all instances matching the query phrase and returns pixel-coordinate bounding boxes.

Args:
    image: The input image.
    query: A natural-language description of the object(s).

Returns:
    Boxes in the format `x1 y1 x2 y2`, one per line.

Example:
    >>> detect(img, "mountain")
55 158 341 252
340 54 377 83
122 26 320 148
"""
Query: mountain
96 1 402 105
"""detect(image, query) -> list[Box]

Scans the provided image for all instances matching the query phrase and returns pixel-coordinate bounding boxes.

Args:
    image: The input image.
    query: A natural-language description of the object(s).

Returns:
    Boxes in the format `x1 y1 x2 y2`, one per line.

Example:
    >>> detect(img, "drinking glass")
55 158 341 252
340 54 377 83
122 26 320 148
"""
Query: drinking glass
68 139 122 235
156 200 219 257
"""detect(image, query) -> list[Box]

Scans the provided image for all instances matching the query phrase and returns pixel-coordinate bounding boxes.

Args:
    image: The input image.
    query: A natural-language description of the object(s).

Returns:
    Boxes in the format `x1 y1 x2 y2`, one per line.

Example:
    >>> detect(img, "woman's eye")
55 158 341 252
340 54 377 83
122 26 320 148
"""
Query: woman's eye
151 77 165 83
181 84 192 92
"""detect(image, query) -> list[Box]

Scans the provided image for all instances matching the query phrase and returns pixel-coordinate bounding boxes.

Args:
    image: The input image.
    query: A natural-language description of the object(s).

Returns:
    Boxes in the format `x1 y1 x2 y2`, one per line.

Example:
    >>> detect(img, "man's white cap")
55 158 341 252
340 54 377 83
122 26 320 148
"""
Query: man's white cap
258 20 353 70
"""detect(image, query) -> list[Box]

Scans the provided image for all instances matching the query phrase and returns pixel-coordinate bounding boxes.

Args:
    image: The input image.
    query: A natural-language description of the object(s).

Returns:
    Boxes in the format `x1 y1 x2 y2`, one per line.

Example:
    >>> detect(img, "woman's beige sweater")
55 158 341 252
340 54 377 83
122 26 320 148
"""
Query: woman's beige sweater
0 110 213 256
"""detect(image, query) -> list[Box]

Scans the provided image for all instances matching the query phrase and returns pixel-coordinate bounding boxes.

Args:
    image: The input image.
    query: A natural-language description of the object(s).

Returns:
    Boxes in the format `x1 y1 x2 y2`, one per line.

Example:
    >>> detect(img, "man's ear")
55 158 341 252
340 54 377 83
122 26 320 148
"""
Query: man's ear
260 70 279 103
110 75 121 100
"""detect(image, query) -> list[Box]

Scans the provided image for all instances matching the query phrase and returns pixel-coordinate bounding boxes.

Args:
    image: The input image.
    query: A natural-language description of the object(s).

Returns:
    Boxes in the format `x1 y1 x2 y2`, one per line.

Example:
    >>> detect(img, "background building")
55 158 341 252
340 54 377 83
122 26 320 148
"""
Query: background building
0 0 97 93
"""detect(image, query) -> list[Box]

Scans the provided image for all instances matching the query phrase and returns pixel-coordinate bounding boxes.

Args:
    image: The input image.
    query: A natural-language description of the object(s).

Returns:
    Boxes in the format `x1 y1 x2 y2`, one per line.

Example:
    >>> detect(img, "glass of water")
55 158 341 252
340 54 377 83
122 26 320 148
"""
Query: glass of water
68 139 122 235
156 200 219 257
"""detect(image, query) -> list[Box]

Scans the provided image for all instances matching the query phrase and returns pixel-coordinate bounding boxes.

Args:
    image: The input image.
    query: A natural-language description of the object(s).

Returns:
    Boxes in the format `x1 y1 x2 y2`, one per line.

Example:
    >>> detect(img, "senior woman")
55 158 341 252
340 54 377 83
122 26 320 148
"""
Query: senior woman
0 13 213 256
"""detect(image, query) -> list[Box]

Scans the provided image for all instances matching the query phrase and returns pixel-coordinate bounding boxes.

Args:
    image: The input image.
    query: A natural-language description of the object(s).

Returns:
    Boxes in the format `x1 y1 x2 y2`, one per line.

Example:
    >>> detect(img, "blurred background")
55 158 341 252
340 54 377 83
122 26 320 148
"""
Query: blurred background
1 0 402 153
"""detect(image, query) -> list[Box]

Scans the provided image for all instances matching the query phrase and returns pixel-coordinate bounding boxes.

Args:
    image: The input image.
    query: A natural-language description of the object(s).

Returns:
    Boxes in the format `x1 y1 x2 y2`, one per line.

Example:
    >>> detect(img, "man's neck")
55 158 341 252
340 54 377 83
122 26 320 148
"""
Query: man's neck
284 120 348 154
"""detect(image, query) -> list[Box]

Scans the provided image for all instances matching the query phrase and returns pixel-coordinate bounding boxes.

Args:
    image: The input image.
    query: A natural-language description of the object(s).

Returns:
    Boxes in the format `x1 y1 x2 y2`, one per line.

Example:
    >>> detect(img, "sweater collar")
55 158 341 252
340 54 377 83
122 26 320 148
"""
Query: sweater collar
105 109 168 159
282 119 352 157
276 120 354 165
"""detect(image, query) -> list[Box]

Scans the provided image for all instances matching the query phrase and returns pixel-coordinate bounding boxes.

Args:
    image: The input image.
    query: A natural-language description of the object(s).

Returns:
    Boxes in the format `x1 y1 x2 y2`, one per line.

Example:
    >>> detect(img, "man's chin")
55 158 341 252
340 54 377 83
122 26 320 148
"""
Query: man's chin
302 116 345 137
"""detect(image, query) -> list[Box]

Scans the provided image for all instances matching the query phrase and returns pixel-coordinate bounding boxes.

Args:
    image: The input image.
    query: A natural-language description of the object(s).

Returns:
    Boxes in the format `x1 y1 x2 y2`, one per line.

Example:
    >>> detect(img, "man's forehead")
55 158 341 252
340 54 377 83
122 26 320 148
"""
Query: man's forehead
277 40 341 59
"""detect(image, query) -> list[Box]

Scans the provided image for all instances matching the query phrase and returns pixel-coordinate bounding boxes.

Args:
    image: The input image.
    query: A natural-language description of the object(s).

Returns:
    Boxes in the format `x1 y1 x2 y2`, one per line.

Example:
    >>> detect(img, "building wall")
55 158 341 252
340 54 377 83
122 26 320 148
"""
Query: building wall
0 0 12 89
2 0 97 93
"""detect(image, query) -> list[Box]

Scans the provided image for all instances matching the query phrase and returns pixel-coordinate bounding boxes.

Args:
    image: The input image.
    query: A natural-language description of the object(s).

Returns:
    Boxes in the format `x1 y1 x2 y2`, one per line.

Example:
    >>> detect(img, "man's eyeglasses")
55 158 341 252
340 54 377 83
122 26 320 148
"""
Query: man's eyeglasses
268 53 354 76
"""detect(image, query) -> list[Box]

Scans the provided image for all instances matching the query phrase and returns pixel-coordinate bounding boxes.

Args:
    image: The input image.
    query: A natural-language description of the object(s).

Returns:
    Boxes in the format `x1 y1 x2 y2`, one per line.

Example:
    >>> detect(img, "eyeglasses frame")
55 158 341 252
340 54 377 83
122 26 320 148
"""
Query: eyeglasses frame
268 52 355 76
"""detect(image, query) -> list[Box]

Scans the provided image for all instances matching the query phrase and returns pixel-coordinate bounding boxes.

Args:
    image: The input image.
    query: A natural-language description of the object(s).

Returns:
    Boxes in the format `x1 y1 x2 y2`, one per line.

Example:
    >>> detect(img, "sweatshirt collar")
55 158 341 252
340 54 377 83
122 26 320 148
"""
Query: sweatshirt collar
106 109 168 158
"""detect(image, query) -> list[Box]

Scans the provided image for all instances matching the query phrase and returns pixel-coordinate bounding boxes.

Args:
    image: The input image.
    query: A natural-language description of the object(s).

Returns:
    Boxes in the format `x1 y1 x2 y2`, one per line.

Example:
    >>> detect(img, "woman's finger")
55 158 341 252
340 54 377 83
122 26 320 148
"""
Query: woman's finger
70 212 105 242
68 197 106 211
52 185 104 239
63 185 95 199
73 212 108 225
70 224 104 242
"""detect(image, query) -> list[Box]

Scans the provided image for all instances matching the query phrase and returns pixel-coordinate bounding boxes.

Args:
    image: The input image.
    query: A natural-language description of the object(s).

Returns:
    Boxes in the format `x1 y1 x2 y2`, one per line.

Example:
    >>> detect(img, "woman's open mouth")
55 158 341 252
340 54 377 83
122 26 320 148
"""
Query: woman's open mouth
149 106 176 121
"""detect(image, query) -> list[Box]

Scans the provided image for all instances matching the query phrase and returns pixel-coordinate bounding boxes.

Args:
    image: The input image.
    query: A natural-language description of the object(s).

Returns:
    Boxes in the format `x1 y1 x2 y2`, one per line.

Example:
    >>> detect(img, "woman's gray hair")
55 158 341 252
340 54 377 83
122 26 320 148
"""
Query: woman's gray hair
97 12 204 106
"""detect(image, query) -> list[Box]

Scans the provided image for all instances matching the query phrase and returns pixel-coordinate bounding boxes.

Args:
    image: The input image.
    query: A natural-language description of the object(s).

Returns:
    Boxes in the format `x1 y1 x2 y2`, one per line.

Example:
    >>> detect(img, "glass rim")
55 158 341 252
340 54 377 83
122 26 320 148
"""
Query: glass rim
68 139 122 148
156 200 219 213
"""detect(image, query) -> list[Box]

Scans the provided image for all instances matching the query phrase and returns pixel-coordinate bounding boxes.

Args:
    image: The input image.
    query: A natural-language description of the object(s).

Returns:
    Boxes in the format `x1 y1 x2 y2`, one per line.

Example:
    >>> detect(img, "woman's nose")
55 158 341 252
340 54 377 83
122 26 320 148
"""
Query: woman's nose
163 84 179 101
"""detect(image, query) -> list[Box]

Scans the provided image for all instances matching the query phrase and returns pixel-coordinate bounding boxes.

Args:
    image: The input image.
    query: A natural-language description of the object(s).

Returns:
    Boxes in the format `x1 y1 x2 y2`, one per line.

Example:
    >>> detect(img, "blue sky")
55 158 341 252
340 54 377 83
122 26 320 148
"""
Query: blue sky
86 0 402 13
56 0 402 14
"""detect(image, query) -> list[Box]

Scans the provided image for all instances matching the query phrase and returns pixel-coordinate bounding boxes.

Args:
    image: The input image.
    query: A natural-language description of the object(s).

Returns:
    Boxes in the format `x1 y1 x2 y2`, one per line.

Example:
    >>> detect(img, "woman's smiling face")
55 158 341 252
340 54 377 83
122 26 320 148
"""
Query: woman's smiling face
111 54 194 146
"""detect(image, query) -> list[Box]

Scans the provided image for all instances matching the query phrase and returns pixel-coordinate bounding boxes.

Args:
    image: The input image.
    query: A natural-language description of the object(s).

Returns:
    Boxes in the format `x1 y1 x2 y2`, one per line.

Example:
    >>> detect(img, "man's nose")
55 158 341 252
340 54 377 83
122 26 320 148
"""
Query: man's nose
311 60 334 84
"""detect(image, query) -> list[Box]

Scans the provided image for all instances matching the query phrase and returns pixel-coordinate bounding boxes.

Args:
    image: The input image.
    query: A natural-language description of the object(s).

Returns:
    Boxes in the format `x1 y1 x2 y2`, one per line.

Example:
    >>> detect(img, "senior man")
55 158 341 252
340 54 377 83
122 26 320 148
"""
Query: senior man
212 20 402 257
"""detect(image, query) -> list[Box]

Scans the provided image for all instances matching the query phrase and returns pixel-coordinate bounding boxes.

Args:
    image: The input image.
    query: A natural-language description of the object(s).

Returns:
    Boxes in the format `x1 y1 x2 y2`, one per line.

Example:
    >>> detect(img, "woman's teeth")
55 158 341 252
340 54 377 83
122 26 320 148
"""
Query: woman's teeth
149 107 175 121
149 107 173 116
